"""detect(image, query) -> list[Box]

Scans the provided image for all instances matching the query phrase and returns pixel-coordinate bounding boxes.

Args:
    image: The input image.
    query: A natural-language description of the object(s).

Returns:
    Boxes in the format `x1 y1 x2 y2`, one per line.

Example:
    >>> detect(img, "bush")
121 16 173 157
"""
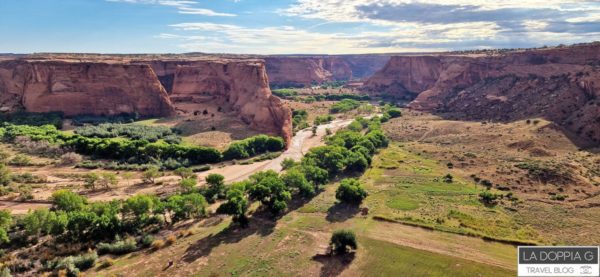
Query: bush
0 111 63 128
60 152 83 165
52 190 87 212
97 237 137 255
0 164 11 186
8 155 32 166
479 191 500 205
166 235 177 245
74 123 180 143
222 135 286 160
99 258 115 269
330 99 361 113
141 234 155 247
151 239 165 250
330 230 357 254
335 178 367 204
280 158 296 170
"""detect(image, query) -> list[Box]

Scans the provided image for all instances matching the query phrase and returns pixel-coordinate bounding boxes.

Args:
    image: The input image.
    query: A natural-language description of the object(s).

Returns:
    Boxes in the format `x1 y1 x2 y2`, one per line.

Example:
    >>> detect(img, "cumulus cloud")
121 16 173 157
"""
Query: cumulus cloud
147 0 600 53
277 0 600 51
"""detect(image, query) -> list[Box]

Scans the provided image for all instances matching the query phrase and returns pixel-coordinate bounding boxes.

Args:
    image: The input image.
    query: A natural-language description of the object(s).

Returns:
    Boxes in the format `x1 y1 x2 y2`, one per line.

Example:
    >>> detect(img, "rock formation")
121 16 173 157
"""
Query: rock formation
363 43 600 146
144 59 292 144
264 55 390 87
0 56 293 145
0 59 175 117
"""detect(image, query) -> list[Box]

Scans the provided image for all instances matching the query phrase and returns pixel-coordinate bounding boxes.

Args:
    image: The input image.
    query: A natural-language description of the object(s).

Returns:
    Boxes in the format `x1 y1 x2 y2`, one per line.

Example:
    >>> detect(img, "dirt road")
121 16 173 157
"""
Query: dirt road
0 118 356 214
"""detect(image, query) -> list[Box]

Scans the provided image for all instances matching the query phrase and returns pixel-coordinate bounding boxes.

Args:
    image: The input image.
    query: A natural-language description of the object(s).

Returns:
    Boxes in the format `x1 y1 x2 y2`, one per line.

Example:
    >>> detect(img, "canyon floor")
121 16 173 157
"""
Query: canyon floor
2 95 599 276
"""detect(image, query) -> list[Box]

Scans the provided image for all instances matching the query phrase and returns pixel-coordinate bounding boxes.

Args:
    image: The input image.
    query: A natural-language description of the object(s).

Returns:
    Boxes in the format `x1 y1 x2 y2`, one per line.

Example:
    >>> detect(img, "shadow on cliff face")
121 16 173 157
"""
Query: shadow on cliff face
418 75 600 150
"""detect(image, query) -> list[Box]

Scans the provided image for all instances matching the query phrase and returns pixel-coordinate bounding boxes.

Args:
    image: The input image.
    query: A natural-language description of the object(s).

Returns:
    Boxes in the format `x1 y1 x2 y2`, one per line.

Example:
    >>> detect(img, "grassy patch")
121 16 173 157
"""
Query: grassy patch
358 237 515 277
362 143 542 244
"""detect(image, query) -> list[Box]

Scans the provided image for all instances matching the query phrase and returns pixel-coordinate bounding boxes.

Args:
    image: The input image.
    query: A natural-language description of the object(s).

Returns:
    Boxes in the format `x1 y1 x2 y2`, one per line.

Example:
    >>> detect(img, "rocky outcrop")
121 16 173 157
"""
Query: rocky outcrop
0 56 293 145
364 44 600 145
0 59 175 117
264 55 390 87
146 59 292 144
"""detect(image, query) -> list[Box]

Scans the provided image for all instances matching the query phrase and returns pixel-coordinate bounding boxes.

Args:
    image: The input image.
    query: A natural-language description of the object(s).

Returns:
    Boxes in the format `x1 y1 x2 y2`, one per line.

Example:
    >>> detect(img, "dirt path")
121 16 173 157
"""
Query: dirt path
195 118 356 183
1 118 357 214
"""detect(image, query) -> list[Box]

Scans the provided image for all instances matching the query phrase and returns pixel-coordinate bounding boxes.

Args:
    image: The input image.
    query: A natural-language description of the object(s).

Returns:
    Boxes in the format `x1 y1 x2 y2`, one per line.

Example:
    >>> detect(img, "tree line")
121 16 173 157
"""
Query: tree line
0 124 285 165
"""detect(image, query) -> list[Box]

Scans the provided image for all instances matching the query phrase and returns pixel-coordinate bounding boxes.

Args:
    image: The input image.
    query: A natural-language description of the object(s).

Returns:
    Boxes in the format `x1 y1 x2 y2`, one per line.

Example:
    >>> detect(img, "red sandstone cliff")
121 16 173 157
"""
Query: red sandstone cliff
146 59 292 144
0 56 293 145
363 44 600 145
264 55 390 87
0 60 174 117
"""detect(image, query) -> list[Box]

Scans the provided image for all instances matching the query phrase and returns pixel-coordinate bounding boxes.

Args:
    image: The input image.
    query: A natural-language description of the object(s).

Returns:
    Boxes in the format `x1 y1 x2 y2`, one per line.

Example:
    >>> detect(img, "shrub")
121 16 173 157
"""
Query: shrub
330 230 357 254
52 190 87 212
142 167 161 184
330 99 361 113
166 235 177 245
281 158 296 170
335 178 367 204
151 239 165 250
99 258 115 269
479 191 500 205
8 155 32 166
443 174 454 183
0 164 11 186
97 237 137 255
141 234 155 247
60 152 83 165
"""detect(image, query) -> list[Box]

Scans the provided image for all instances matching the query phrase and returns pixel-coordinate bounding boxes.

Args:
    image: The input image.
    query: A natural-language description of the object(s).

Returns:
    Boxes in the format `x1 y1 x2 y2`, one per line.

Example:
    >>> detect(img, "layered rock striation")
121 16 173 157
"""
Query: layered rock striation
363 44 600 145
264 55 390 87
0 56 292 144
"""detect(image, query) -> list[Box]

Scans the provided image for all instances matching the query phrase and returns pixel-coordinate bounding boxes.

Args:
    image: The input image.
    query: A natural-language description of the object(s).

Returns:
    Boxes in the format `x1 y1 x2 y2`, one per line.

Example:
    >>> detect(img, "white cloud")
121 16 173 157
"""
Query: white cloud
106 0 236 17
178 7 236 17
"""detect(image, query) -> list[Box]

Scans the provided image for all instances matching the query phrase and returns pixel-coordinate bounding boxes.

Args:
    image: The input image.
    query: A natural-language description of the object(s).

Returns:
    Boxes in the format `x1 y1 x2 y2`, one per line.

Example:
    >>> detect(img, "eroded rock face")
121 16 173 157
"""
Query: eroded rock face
364 44 600 145
264 55 390 87
0 56 293 145
147 59 292 144
0 60 175 117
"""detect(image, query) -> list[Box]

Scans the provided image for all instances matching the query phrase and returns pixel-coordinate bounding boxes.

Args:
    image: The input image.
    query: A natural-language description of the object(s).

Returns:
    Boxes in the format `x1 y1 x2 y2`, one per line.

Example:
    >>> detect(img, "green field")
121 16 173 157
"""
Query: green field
361 143 541 244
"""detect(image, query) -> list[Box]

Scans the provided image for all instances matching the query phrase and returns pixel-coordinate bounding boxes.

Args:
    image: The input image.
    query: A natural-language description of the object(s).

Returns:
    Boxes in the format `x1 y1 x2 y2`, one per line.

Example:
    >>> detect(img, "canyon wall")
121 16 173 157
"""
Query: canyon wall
363 44 600 145
0 56 293 144
145 59 292 144
264 55 390 87
0 59 175 117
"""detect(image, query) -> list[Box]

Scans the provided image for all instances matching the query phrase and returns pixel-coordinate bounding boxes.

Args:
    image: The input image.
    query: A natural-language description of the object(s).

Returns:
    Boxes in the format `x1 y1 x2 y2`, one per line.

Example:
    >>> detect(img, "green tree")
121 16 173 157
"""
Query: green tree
122 195 161 222
174 167 194 180
21 208 56 236
98 172 118 189
52 190 87 212
335 178 367 204
345 152 369 173
217 188 249 227
0 210 12 243
166 193 207 222
205 173 226 201
282 169 314 197
330 229 357 254
180 178 197 194
83 173 99 190
248 173 291 215
142 167 160 184
300 164 329 186
280 158 296 170
121 171 135 186
0 163 10 186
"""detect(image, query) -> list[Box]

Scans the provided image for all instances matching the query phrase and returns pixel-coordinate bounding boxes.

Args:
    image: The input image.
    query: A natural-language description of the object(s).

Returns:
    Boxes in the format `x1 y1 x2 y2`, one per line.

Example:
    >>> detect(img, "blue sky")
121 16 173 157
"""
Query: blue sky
0 0 599 54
